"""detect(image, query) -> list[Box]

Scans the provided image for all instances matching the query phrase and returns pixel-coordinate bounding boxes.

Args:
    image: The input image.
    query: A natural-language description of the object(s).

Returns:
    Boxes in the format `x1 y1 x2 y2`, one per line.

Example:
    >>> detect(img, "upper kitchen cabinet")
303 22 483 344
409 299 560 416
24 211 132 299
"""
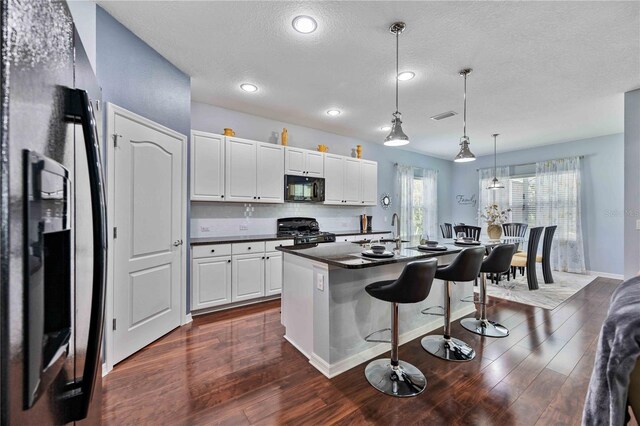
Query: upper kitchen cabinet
323 155 377 206
225 136 284 203
190 130 225 201
257 142 285 203
225 136 257 202
360 160 378 205
285 147 324 177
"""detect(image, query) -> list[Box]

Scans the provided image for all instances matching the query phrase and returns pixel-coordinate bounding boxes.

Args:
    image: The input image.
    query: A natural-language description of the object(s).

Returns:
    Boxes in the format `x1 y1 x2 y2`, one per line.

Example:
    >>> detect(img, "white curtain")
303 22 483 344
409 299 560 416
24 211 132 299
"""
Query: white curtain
477 166 510 227
422 169 438 240
396 165 414 240
535 157 586 274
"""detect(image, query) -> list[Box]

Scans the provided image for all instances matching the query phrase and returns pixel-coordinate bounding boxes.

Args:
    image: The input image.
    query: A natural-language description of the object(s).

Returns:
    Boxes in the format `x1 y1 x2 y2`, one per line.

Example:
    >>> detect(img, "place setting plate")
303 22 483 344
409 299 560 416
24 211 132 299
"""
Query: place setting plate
416 244 448 251
454 240 482 246
361 250 395 259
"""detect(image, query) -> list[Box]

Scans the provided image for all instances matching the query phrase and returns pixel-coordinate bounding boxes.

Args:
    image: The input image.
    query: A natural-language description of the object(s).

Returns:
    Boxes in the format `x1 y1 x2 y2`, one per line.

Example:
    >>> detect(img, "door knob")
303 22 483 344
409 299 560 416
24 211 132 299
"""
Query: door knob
173 240 183 247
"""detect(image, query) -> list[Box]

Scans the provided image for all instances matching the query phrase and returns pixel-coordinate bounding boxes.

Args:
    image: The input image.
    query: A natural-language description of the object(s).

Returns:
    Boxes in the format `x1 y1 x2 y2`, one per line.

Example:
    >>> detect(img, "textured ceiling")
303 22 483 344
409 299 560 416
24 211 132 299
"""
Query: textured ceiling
97 1 640 158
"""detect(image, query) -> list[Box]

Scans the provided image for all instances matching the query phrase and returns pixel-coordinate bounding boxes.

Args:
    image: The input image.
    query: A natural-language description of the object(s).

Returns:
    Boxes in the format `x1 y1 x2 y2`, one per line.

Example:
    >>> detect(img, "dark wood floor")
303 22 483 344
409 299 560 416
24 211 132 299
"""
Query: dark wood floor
102 277 635 425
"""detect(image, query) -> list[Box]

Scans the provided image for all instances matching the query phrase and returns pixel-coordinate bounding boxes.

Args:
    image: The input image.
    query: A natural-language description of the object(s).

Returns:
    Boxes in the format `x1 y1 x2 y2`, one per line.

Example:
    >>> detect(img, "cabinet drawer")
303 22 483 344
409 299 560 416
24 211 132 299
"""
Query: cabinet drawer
232 241 265 254
192 244 232 259
265 239 294 252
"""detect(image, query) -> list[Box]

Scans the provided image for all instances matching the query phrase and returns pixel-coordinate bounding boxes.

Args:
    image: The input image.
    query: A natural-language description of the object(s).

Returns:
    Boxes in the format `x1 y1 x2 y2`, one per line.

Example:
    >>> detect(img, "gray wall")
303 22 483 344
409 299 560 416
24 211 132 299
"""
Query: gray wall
191 101 453 236
624 89 640 279
96 6 191 138
450 133 624 275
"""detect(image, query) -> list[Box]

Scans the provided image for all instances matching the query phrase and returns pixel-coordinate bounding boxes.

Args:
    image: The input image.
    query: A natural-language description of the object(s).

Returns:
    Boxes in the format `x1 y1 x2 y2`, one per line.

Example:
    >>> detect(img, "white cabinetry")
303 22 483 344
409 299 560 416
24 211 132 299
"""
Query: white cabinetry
225 137 257 202
190 131 225 201
257 142 285 203
225 137 284 203
285 147 324 177
191 239 293 312
232 253 265 302
192 256 232 309
323 155 377 206
360 160 378 205
265 251 283 296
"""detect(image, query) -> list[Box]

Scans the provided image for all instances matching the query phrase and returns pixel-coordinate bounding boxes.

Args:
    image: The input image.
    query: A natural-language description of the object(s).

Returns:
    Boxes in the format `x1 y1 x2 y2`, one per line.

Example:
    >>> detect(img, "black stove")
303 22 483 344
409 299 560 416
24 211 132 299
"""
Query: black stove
277 217 336 245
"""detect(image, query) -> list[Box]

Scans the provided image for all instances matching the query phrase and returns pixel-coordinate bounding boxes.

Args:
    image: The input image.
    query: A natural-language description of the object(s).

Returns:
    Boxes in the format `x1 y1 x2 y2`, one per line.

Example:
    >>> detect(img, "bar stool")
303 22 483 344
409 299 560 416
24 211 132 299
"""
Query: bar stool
461 244 516 338
421 246 484 362
364 259 438 397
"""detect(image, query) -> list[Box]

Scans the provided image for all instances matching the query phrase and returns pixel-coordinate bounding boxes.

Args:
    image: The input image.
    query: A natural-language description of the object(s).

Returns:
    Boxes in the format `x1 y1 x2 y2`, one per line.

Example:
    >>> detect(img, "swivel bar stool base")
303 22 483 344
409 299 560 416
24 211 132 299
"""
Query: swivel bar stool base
421 335 476 361
365 358 426 397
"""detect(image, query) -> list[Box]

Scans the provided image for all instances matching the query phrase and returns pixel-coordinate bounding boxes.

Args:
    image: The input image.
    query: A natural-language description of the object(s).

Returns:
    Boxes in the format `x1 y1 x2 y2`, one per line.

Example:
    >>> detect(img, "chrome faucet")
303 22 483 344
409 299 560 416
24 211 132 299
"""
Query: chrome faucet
391 213 401 250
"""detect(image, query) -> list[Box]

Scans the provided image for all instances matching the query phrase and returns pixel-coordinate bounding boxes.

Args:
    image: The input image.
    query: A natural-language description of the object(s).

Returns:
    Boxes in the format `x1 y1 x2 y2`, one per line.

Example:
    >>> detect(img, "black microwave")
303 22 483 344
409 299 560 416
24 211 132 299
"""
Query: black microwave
285 175 325 202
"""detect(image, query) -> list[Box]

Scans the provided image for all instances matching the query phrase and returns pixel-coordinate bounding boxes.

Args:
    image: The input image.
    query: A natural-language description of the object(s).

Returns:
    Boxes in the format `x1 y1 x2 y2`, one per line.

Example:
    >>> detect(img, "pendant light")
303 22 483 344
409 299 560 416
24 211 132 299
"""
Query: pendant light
487 133 505 189
384 22 409 147
454 69 476 162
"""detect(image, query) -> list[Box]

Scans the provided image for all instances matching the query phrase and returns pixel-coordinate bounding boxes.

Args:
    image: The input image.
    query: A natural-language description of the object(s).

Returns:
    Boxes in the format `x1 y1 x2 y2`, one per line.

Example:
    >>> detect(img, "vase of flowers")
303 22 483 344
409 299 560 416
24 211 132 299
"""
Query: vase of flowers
481 204 511 240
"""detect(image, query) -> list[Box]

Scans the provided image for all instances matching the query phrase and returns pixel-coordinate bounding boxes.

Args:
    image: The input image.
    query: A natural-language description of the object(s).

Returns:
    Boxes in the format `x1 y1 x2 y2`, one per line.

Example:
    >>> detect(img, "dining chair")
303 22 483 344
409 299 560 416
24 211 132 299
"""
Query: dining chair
440 223 453 239
502 223 528 251
513 225 557 284
510 226 544 290
453 225 481 241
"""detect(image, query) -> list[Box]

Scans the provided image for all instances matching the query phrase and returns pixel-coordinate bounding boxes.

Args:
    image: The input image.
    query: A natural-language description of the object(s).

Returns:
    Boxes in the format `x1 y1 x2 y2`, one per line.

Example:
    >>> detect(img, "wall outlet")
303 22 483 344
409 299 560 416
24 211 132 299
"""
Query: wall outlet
636 219 640 230
239 224 248 231
200 226 210 232
316 273 325 291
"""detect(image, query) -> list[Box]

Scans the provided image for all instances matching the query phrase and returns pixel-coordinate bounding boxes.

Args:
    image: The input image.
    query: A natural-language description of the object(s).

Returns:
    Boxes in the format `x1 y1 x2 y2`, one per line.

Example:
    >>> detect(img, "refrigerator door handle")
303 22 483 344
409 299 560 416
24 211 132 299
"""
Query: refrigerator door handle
62 88 107 422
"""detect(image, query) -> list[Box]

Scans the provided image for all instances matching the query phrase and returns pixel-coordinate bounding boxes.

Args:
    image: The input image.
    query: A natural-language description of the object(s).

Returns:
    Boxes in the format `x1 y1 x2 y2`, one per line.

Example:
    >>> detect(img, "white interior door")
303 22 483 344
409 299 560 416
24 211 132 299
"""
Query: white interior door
113 111 184 364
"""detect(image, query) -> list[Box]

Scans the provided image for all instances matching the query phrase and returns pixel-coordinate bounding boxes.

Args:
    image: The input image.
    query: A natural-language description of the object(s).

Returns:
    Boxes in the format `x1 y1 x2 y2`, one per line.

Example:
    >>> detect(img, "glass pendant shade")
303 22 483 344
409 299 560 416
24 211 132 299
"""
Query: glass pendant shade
454 136 476 162
384 113 409 146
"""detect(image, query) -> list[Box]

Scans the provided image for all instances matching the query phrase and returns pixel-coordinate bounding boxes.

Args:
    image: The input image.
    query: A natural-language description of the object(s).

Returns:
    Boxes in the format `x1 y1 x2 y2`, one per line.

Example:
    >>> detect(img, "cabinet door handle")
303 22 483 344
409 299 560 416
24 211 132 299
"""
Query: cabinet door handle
248 247 251 250
211 249 215 253
262 256 265 260
253 196 257 199
266 257 270 260
258 197 261 200
221 195 224 199
227 259 231 263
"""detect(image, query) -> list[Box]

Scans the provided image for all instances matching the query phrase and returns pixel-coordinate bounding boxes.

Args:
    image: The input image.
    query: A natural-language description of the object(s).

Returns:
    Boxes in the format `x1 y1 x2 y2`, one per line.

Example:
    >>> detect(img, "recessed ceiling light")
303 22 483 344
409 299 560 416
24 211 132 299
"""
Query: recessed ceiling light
292 15 317 34
240 83 258 92
380 125 392 131
397 71 415 81
326 109 341 116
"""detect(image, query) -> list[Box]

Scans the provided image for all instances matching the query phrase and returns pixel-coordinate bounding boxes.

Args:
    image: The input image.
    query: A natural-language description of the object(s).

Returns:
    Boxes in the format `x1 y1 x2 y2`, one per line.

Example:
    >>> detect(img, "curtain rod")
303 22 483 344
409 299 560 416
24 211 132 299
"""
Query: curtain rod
394 162 439 172
475 155 585 171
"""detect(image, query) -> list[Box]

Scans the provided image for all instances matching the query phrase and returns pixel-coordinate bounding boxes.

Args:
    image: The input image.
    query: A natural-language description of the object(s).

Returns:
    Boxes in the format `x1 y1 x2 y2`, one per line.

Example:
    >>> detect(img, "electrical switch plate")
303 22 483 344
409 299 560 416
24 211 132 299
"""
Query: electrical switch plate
239 224 248 231
200 226 210 232
636 219 640 230
317 274 325 291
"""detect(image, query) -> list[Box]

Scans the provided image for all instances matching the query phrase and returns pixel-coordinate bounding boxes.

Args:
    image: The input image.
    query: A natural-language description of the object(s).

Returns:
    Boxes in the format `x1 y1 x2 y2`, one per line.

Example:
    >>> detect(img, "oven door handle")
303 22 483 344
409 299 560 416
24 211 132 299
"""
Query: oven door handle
62 88 107 422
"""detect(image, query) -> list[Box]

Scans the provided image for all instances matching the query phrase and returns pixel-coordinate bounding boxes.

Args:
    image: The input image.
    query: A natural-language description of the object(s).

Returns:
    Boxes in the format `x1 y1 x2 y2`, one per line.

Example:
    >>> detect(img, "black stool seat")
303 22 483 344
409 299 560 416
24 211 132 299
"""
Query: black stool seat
365 260 437 304
421 246 484 362
462 244 516 338
364 259 438 397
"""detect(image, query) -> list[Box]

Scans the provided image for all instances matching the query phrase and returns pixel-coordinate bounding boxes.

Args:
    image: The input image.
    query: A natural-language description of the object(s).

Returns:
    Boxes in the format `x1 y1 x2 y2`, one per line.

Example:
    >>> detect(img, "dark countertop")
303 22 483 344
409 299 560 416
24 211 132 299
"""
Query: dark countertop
276 241 465 269
190 230 391 246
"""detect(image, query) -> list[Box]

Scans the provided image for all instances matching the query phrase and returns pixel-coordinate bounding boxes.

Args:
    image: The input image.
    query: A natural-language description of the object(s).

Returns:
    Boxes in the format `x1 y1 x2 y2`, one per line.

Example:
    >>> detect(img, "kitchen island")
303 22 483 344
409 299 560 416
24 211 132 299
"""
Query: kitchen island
276 241 477 378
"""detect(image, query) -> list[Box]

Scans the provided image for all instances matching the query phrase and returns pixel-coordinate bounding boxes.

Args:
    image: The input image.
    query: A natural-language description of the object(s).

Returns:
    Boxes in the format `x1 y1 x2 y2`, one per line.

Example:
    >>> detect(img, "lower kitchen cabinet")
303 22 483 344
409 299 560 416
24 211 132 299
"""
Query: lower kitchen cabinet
264 251 283 296
192 255 232 310
232 253 265 302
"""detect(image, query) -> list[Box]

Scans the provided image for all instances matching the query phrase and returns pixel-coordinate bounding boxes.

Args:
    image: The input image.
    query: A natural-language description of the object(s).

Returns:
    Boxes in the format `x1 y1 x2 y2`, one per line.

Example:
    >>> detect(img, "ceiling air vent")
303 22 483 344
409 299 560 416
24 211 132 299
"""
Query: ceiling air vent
430 111 458 121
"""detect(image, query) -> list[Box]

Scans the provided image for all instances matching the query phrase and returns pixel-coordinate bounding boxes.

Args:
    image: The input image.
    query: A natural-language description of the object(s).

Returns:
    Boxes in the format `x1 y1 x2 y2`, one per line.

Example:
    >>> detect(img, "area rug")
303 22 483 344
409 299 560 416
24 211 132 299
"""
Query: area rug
474 265 596 310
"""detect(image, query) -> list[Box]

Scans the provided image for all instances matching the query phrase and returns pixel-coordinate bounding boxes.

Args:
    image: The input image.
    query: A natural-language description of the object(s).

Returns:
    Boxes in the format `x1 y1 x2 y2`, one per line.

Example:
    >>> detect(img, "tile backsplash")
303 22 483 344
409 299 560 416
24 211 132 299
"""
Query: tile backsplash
190 202 392 238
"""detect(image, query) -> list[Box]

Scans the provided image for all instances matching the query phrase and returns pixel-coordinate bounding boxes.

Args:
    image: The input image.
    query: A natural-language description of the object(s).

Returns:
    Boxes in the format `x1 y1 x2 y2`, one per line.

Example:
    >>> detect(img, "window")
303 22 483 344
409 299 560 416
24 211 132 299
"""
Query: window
508 175 537 228
412 178 424 238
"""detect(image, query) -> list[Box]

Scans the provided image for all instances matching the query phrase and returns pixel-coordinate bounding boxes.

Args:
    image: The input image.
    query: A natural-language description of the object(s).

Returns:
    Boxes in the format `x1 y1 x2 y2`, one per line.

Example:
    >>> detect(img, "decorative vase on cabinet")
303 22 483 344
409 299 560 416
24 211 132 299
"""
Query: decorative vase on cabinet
487 224 502 240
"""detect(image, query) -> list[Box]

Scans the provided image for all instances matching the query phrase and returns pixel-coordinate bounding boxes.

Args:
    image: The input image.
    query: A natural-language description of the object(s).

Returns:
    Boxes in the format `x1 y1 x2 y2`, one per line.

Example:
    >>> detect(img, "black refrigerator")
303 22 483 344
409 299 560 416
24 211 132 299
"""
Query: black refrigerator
1 0 106 424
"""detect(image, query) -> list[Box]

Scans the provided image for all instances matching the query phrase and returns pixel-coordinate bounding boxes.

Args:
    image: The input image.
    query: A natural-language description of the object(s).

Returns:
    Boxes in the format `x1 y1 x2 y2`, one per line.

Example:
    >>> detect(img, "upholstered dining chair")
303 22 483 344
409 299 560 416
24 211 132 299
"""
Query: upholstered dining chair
510 226 544 290
453 225 481 241
513 225 557 284
440 223 453 239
